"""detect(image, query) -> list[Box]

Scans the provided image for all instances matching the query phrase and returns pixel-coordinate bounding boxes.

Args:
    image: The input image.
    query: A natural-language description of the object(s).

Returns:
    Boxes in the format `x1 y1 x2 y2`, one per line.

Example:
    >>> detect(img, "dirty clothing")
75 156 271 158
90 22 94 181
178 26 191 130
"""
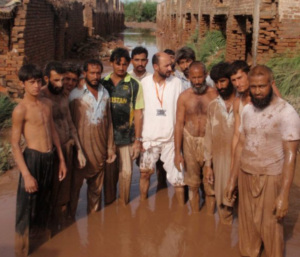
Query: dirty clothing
238 170 284 257
204 96 234 220
102 73 144 146
183 129 214 195
240 98 300 176
69 84 113 216
15 148 55 255
140 141 184 186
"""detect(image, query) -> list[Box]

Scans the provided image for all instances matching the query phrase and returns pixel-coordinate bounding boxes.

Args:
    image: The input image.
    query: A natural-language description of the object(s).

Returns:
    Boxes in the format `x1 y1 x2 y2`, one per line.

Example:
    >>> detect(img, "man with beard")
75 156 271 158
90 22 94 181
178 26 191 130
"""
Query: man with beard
128 46 152 81
229 61 281 167
203 62 235 224
225 65 300 257
102 48 144 205
139 52 185 204
174 47 214 90
69 59 116 217
174 61 218 212
41 61 86 230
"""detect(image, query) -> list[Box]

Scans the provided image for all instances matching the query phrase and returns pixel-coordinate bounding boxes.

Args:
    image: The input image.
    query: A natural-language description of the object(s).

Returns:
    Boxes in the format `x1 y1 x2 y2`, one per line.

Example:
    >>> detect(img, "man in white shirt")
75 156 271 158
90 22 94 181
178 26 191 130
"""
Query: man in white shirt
139 52 185 205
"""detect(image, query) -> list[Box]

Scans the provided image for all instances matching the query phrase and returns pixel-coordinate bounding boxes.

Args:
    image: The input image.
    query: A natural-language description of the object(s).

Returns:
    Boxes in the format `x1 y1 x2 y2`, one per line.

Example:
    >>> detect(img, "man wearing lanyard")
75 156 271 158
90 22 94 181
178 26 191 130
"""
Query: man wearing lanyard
139 52 185 205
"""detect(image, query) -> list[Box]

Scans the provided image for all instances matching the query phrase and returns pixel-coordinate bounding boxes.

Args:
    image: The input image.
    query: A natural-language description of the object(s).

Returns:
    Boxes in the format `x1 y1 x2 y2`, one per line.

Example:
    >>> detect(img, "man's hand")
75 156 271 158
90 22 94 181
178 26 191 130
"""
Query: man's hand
273 193 289 220
59 161 67 181
24 174 38 193
106 148 117 163
77 149 86 169
224 178 237 203
131 141 142 160
174 153 184 171
204 166 214 185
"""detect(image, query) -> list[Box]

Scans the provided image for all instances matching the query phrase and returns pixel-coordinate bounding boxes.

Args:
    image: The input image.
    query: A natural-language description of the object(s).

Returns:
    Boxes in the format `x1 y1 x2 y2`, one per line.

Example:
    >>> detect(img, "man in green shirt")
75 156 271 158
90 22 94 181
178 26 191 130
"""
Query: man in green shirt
102 47 144 205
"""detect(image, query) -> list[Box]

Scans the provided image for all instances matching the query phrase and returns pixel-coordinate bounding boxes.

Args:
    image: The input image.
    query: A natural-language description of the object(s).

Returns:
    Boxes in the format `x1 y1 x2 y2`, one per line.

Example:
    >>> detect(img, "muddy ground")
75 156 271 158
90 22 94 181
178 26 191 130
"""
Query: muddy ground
0 154 299 257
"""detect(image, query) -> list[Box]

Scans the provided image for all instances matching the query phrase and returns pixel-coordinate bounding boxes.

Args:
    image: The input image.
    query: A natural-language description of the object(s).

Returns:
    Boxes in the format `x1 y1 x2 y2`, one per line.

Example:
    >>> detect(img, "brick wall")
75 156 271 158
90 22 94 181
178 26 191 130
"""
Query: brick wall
157 0 300 64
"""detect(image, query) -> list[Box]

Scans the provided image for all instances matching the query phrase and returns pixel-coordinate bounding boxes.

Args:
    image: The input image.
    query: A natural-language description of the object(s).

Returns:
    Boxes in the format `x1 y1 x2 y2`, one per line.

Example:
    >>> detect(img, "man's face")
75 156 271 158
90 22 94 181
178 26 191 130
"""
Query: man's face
249 75 273 109
23 78 42 96
230 69 249 94
189 67 207 94
111 57 129 78
131 53 148 74
178 58 193 78
215 77 234 99
84 64 102 88
154 55 172 79
63 72 79 95
47 70 64 95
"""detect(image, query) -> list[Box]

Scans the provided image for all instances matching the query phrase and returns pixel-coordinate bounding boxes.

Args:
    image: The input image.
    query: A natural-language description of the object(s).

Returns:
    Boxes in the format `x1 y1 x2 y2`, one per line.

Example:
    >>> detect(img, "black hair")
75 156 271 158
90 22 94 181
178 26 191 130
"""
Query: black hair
210 62 231 83
18 64 43 82
152 53 160 65
64 62 82 77
83 59 103 72
175 47 196 64
110 47 131 63
44 61 65 78
164 49 175 56
228 60 250 76
131 46 148 59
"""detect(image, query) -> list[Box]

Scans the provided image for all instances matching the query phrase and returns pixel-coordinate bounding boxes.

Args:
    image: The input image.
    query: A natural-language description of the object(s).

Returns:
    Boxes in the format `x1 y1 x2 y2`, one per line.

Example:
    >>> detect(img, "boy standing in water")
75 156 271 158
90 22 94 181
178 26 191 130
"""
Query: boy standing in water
11 64 67 256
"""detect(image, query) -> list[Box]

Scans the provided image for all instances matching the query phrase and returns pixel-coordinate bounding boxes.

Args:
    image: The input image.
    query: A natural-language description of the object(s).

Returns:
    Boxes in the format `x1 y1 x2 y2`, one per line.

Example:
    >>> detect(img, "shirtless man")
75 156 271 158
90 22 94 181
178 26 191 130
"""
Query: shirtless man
225 65 300 257
69 59 116 216
140 52 185 204
203 62 235 224
11 64 67 256
174 61 218 213
41 61 86 228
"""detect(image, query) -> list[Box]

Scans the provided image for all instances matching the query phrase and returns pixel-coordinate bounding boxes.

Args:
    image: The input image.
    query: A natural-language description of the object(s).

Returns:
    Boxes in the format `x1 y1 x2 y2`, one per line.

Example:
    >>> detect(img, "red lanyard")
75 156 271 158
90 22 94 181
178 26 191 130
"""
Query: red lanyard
154 81 166 108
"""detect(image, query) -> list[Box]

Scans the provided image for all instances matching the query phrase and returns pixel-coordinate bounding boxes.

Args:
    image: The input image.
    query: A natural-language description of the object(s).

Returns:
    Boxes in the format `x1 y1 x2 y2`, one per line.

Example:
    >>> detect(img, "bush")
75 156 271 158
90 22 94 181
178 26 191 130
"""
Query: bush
266 51 300 97
0 142 14 174
124 1 157 22
0 94 16 129
187 30 226 71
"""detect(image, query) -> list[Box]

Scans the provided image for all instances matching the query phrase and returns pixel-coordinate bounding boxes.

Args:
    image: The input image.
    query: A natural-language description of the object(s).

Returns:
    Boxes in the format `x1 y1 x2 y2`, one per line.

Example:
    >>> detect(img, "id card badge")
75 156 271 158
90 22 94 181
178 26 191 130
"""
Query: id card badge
156 109 166 116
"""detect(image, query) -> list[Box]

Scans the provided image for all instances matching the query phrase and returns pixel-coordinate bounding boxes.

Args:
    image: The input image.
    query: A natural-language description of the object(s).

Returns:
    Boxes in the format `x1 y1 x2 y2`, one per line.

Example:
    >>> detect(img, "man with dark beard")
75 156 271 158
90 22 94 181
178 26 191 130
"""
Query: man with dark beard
203 62 236 224
139 52 185 205
174 61 218 213
69 59 116 217
225 65 300 257
41 61 86 231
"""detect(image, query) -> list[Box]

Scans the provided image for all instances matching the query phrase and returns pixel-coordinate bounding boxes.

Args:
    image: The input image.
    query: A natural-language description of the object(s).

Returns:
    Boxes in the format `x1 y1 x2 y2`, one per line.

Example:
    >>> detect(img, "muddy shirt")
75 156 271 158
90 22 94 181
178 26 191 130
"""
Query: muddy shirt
240 97 300 176
102 73 144 146
69 84 112 172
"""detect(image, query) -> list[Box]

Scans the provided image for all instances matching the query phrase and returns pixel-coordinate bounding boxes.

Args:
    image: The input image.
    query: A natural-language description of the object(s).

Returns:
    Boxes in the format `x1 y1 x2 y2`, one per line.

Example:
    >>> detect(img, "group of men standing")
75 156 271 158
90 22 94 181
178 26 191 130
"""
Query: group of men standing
12 44 300 257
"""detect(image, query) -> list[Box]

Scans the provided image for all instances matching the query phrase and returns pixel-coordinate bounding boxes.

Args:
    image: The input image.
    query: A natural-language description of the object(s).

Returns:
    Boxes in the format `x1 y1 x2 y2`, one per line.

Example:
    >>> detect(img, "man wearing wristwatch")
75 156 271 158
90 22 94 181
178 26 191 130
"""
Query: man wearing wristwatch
139 52 185 205
102 47 144 205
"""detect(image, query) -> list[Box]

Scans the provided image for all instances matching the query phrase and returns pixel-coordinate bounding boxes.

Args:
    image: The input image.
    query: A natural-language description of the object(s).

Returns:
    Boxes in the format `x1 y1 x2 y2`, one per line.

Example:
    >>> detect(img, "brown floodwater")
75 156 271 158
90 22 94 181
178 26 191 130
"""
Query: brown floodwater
1 28 300 257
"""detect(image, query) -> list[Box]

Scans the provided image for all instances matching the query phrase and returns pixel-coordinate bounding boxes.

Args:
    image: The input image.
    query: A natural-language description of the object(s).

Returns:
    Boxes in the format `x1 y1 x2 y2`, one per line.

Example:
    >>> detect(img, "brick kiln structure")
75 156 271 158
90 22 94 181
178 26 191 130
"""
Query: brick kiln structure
157 0 300 64
0 0 124 98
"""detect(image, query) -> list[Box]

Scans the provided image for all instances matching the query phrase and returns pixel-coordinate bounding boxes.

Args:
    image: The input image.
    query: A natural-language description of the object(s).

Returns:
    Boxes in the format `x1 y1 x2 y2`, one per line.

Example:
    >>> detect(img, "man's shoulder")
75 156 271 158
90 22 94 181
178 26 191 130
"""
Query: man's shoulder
69 87 84 102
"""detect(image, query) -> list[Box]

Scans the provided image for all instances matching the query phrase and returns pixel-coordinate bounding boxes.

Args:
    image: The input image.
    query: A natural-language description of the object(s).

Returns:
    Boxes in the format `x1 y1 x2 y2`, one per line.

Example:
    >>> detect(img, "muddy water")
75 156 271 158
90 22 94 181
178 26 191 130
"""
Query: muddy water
1 28 300 257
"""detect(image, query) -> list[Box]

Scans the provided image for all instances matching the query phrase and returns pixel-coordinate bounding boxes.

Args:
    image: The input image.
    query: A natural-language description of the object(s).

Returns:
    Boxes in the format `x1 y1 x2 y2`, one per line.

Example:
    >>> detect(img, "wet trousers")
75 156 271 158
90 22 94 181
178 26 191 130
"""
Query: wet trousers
238 170 283 257
15 148 54 256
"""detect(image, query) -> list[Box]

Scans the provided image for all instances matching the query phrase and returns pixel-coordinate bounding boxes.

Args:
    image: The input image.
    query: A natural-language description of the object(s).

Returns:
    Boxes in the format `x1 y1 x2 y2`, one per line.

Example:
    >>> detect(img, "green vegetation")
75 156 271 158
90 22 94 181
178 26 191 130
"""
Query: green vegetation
124 1 157 22
266 51 300 97
187 30 226 71
0 94 16 128
0 142 13 174
0 94 16 174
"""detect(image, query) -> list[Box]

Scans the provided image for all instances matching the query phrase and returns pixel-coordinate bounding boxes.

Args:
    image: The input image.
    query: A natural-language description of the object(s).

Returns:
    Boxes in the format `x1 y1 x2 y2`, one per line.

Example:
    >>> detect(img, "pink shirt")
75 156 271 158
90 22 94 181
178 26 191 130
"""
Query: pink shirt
240 97 300 175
